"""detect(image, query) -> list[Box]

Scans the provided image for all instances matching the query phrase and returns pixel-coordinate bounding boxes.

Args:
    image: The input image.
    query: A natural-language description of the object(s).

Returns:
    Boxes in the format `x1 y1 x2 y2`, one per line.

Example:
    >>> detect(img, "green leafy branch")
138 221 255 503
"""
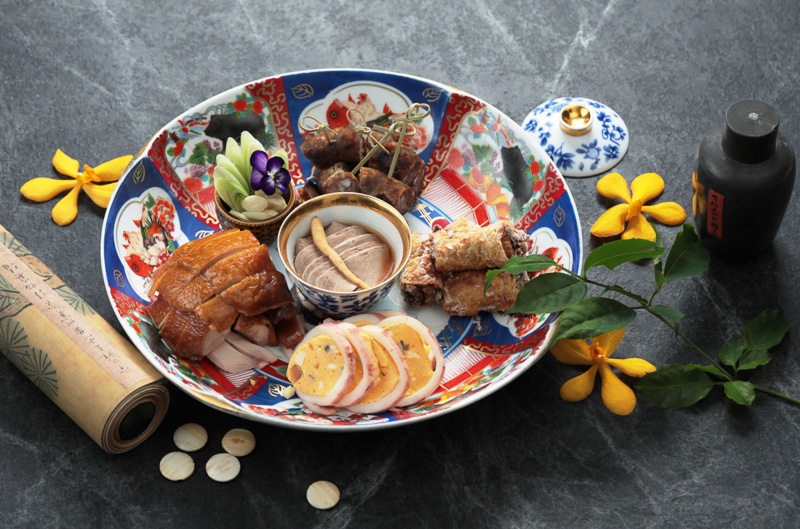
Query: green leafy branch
487 224 796 409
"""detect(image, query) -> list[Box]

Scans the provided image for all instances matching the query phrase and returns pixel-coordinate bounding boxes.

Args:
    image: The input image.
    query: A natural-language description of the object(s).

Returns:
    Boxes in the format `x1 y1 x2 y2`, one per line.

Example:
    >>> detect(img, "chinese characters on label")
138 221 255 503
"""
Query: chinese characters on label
707 188 724 239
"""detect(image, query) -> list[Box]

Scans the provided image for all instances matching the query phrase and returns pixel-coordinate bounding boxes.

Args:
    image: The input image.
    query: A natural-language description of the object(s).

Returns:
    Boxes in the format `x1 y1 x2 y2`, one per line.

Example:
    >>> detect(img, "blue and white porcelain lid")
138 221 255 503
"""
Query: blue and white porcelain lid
522 97 629 178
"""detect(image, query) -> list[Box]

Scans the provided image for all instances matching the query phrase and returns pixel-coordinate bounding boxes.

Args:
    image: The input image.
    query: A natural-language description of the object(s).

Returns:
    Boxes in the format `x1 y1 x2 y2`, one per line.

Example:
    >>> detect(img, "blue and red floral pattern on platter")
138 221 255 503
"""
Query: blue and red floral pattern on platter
101 69 583 431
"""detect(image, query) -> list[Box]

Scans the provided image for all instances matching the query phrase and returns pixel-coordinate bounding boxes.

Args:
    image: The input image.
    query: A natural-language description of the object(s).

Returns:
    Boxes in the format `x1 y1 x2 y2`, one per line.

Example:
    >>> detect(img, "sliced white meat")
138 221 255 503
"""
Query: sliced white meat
225 332 278 364
206 340 268 374
234 314 278 347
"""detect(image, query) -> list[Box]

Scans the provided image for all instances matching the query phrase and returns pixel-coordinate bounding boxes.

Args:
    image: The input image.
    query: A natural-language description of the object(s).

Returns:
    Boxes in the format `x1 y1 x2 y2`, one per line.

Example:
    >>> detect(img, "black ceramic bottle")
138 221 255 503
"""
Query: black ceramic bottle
693 99 795 258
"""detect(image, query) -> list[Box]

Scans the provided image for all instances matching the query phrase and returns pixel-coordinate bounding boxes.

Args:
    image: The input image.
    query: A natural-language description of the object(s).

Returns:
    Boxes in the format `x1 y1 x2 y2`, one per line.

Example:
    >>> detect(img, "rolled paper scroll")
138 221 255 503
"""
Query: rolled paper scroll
0 223 169 453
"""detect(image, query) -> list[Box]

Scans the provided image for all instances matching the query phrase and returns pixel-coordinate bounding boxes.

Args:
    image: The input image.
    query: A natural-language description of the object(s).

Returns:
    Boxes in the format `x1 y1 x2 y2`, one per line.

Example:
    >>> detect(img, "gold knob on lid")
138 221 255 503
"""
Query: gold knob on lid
560 104 593 136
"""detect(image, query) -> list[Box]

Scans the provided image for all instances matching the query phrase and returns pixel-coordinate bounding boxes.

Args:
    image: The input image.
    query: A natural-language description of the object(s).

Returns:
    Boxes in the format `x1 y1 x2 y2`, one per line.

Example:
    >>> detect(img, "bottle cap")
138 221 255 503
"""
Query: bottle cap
722 99 779 164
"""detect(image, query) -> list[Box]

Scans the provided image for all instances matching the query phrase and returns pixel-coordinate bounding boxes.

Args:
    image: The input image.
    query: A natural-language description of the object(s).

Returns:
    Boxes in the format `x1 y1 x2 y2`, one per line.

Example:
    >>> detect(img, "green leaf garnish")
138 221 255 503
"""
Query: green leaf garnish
583 238 663 271
508 273 587 315
724 380 756 406
743 308 789 351
686 364 728 378
553 297 635 341
636 364 714 409
737 349 773 371
662 224 710 283
648 304 684 330
718 338 746 368
485 254 559 293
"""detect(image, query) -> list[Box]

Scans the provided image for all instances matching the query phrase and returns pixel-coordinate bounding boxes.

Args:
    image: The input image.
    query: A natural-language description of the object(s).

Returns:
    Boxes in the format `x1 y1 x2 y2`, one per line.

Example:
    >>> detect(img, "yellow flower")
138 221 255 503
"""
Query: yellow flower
590 172 686 241
21 150 132 226
550 328 656 415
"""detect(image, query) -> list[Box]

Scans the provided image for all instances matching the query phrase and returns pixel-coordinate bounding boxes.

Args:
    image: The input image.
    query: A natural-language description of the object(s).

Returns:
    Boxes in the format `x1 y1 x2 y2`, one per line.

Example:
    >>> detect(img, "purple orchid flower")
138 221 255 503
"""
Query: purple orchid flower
250 150 291 195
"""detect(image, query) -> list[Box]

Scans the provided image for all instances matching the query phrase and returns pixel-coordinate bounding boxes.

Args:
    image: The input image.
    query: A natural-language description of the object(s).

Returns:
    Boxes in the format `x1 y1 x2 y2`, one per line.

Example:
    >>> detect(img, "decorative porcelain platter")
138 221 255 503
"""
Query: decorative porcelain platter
101 69 583 431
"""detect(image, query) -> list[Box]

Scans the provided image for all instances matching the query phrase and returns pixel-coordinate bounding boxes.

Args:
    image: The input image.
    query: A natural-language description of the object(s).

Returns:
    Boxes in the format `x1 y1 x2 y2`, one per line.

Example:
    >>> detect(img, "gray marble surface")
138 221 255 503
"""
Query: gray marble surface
1 0 799 527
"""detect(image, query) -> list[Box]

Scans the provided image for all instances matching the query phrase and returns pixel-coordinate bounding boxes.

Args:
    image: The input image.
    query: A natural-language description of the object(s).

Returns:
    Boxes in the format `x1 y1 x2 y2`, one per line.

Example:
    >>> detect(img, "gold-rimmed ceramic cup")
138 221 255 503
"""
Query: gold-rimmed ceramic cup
277 192 411 317
214 187 297 246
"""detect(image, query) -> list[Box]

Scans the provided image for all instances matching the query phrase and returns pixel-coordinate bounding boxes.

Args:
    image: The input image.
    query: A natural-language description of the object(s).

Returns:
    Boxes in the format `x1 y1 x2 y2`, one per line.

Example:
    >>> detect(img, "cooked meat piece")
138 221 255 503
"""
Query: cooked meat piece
155 302 230 361
298 182 319 203
366 138 427 196
294 233 378 278
317 162 360 194
306 241 393 292
441 270 527 316
234 314 278 347
400 232 443 307
358 167 416 214
170 244 273 311
275 313 307 348
300 125 363 168
205 340 267 374
325 225 367 247
265 303 298 324
294 221 356 257
149 230 258 299
338 242 393 286
431 218 529 272
224 333 278 364
147 295 173 329
194 270 295 331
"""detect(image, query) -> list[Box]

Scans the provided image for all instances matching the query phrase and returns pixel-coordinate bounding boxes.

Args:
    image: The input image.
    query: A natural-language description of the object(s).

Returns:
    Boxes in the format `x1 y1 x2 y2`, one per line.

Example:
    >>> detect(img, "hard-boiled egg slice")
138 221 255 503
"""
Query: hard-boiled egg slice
345 325 410 414
334 322 379 408
286 322 356 407
377 315 445 408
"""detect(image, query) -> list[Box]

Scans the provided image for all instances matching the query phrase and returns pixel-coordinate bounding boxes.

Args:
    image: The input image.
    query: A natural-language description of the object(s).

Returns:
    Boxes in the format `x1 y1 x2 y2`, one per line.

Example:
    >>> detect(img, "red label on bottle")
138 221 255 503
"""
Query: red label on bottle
707 188 724 239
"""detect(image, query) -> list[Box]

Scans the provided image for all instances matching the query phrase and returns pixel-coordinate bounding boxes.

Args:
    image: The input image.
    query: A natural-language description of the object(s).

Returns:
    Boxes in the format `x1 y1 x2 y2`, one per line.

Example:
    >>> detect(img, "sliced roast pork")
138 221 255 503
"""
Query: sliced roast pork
170 244 273 311
234 314 279 347
149 230 258 300
205 340 268 374
146 229 304 362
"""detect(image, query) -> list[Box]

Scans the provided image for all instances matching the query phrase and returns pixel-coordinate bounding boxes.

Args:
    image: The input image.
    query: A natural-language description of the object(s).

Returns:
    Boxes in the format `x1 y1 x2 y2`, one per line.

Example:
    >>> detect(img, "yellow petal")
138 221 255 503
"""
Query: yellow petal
594 327 626 358
83 182 117 208
598 363 637 415
641 202 687 225
606 357 657 377
52 149 80 178
51 184 82 226
92 155 133 182
590 203 629 237
550 338 593 365
559 364 598 402
20 178 76 202
630 173 664 203
622 214 656 241
596 173 632 202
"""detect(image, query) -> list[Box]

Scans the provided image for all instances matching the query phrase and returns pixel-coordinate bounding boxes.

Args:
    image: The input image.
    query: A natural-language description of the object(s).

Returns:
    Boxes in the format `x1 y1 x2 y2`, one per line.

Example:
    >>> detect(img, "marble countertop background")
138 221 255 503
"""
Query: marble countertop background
1 1 799 527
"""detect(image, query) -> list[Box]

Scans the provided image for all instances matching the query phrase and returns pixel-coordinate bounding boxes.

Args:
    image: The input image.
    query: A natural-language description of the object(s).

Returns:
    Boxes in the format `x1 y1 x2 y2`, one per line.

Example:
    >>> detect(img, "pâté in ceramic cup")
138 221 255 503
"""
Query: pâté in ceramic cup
277 192 412 317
